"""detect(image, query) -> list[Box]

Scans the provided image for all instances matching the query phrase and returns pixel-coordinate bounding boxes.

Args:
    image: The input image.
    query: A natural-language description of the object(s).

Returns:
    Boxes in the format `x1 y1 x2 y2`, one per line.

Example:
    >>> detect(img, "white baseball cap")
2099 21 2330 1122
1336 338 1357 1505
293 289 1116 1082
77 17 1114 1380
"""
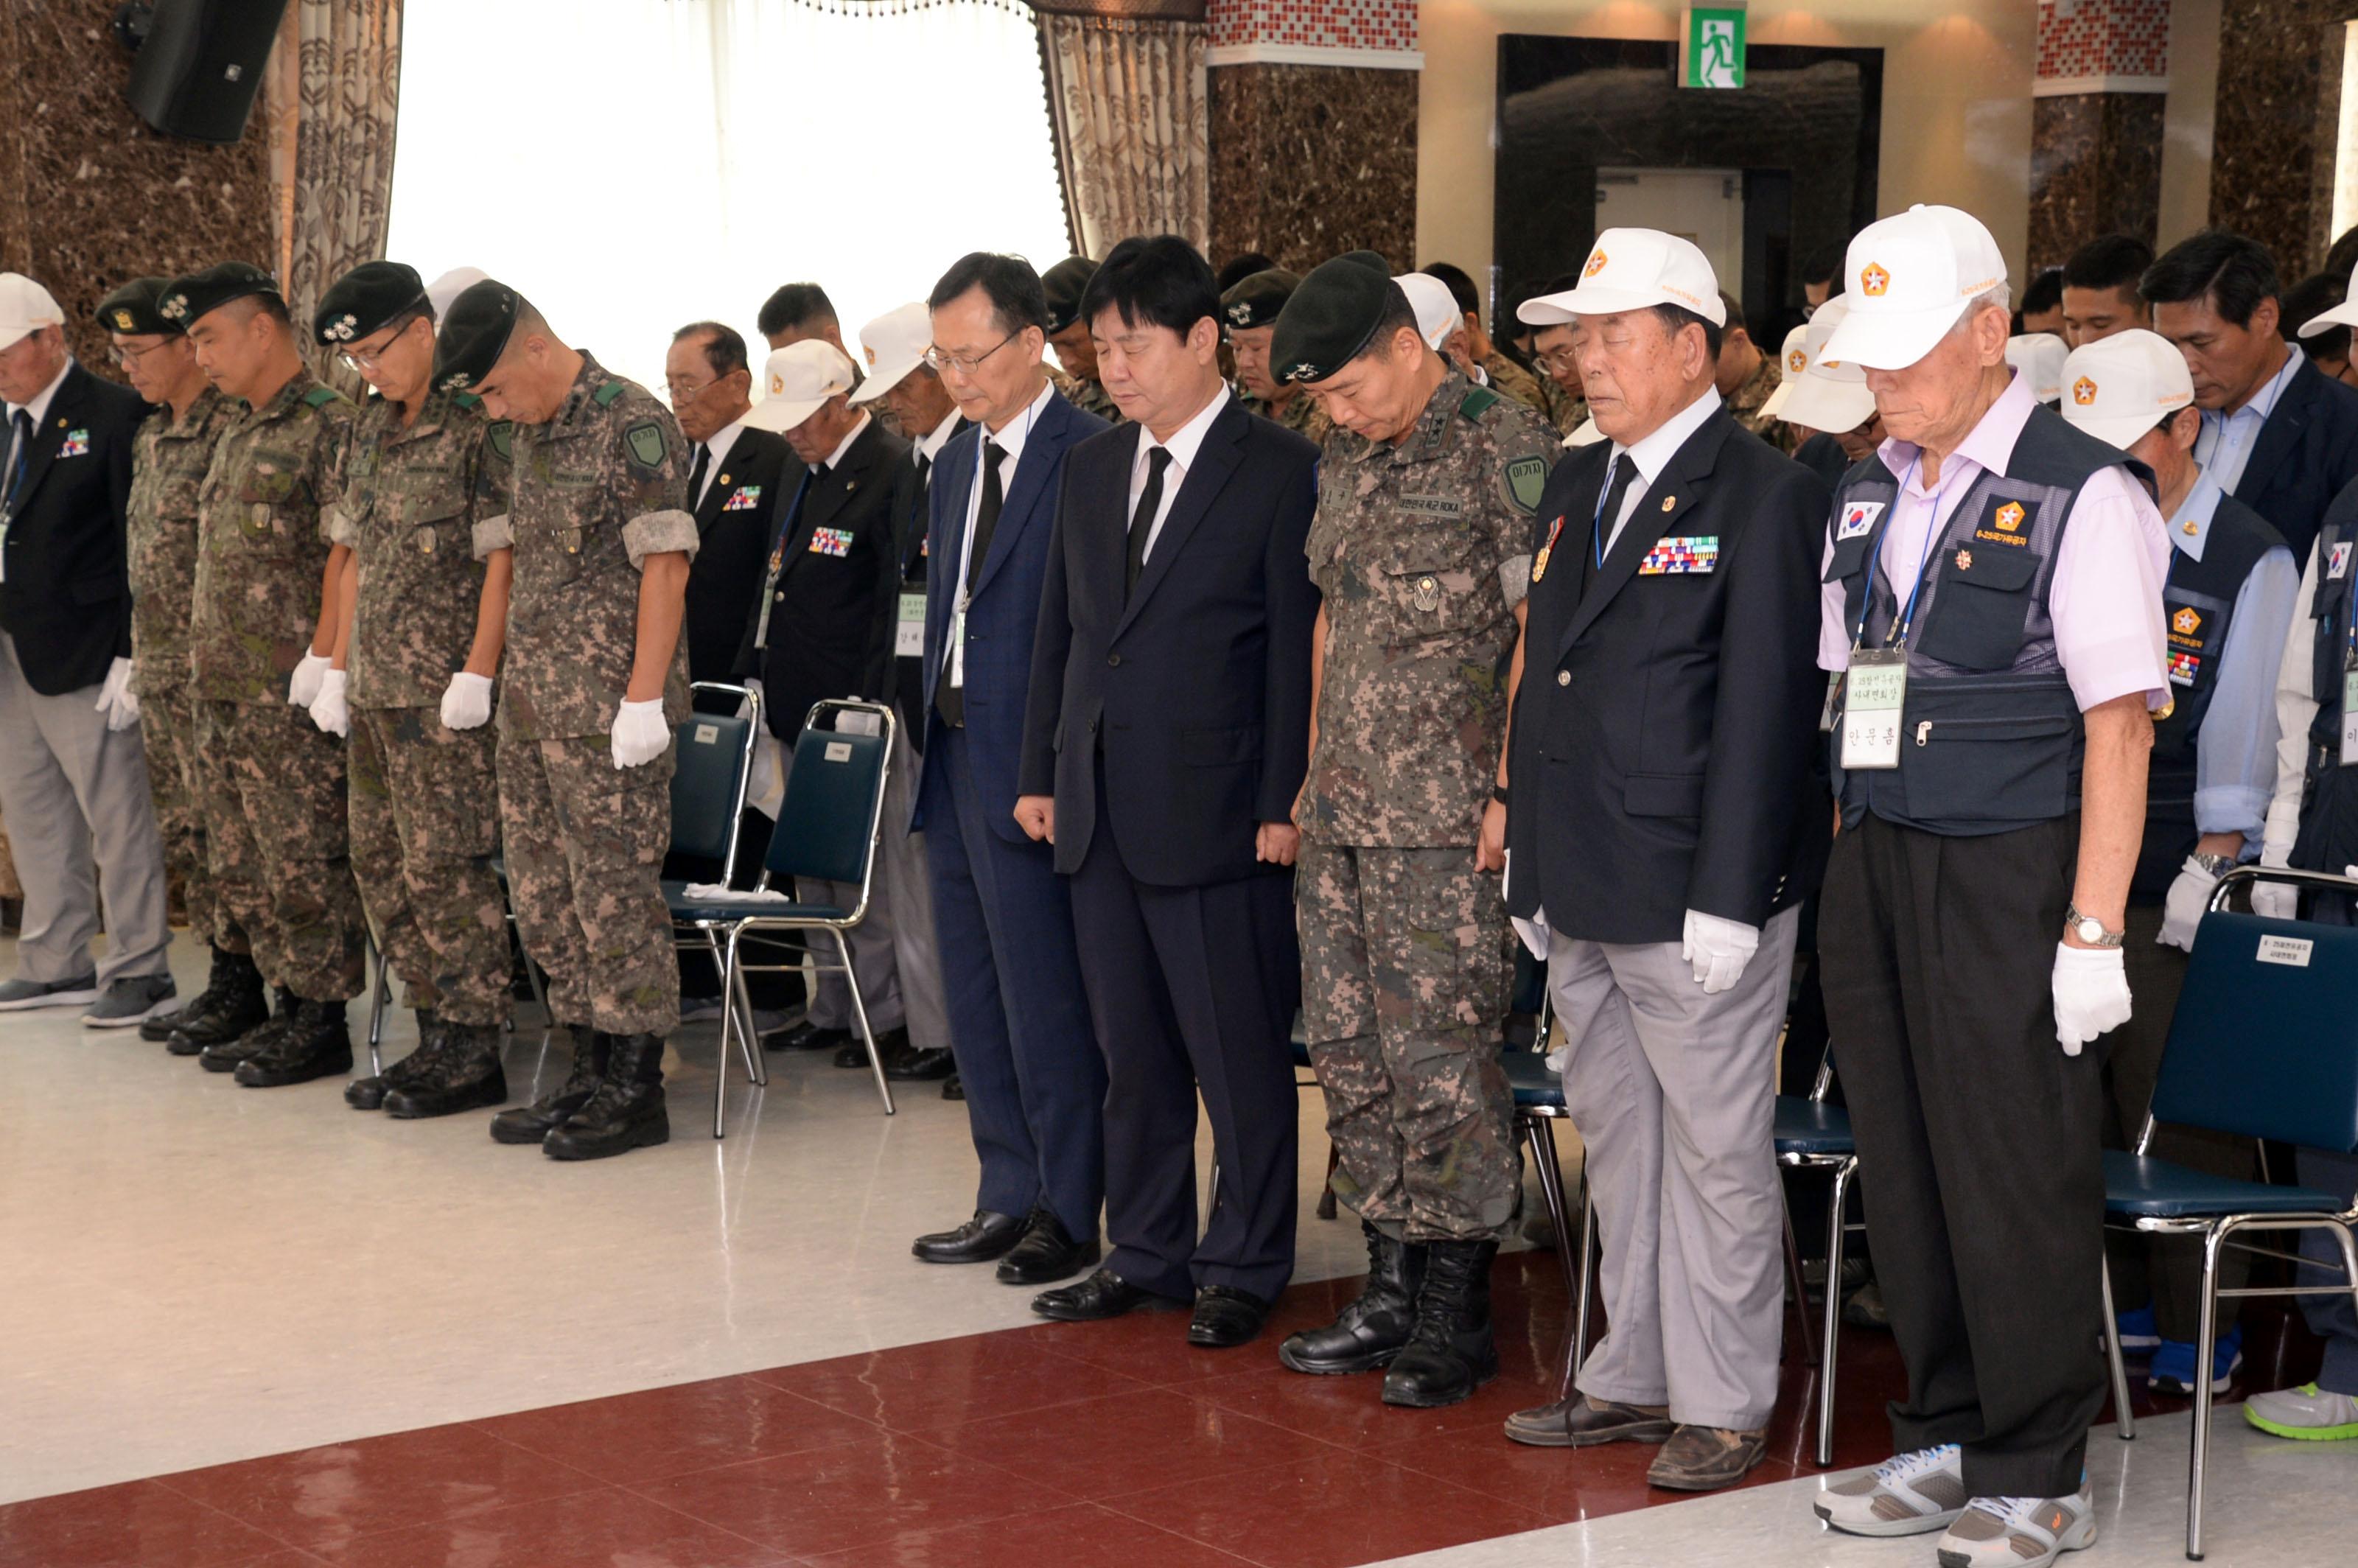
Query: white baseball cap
424 267 489 321
849 301 930 406
1394 273 1460 351
1778 295 1879 435
2004 332 2070 405
1817 205 2009 371
0 273 64 353
2057 329 2194 452
1758 322 1810 420
2297 260 2358 338
744 339 856 433
1516 228 1725 327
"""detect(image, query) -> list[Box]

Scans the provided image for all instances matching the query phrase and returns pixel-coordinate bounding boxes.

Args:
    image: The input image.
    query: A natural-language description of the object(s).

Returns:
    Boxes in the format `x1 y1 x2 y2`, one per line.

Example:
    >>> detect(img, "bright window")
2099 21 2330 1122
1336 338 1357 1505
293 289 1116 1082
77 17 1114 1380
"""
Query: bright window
387 0 1070 401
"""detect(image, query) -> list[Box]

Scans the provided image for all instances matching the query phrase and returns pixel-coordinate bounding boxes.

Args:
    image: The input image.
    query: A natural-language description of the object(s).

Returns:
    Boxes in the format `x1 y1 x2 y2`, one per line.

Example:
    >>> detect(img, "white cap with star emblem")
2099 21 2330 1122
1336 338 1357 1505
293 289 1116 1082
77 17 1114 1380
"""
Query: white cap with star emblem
1777 296 1878 435
1818 204 2009 371
849 301 931 406
1516 228 1725 327
1393 273 1461 351
744 339 856 433
0 273 63 353
2056 328 2194 452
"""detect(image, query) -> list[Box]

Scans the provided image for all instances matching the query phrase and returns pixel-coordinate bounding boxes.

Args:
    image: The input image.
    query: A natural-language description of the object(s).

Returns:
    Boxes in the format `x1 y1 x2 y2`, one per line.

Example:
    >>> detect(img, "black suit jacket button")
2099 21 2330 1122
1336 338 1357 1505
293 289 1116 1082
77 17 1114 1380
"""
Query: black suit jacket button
1556 670 1570 687
1108 653 1122 668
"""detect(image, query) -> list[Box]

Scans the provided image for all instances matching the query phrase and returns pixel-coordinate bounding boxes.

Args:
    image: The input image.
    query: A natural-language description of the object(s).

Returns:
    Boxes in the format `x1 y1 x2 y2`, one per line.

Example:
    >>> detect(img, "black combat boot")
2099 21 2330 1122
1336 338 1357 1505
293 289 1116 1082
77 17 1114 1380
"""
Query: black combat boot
542 1032 670 1160
1279 1222 1427 1375
383 1020 507 1119
198 985 296 1071
347 1008 440 1109
167 952 268 1056
234 997 353 1086
143 945 230 1042
489 1029 607 1144
1379 1239 1500 1408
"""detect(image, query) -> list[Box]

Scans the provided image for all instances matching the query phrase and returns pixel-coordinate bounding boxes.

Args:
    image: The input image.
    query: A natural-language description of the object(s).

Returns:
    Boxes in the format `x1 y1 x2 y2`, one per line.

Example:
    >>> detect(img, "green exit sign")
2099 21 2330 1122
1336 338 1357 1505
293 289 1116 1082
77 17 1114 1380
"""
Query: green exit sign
1682 5 1746 89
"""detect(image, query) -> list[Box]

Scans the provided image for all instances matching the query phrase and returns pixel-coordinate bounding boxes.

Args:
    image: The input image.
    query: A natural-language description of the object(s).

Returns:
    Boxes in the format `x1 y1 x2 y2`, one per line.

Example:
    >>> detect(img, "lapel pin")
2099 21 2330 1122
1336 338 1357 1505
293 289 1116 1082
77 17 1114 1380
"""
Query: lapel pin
1660 495 1676 512
718 473 730 487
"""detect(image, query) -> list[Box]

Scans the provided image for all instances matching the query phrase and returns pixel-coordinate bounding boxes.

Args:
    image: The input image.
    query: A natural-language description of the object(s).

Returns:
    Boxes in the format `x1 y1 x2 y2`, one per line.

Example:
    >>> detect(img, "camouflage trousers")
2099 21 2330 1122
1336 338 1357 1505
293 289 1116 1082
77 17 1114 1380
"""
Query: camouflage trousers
1296 842 1519 1242
349 707 511 1027
195 700 365 1001
497 730 678 1037
141 685 223 949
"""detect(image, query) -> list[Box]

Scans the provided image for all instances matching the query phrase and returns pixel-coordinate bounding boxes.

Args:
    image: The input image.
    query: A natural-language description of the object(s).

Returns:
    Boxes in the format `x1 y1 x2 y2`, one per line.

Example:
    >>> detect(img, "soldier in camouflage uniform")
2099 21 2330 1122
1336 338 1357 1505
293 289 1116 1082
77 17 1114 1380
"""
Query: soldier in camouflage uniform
301 262 517 1119
1043 256 1125 425
433 281 696 1161
96 277 258 1047
1220 268 1334 447
1263 260 1558 1410
1713 290 1797 454
164 262 368 1087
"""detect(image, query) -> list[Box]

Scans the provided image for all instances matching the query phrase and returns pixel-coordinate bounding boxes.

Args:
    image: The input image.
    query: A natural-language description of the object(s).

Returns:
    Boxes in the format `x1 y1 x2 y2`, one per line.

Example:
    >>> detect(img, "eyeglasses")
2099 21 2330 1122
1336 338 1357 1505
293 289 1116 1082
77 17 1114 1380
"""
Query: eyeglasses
338 346 402 374
665 377 714 406
923 329 1019 377
1535 347 1580 377
108 340 176 368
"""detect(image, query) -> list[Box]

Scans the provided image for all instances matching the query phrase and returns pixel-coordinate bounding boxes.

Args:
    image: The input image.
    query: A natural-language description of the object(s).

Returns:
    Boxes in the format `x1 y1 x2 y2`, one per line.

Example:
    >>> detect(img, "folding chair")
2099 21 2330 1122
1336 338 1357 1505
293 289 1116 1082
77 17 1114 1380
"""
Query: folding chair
1774 1049 1860 1467
1506 1046 1594 1401
657 682 766 1135
671 697 899 1133
2100 865 2358 1561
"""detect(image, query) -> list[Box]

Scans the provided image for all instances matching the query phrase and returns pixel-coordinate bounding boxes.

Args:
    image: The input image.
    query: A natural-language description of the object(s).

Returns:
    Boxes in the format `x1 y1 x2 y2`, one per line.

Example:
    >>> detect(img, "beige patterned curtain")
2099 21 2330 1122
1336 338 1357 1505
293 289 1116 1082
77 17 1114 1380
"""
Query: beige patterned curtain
1035 3 1208 256
265 0 404 359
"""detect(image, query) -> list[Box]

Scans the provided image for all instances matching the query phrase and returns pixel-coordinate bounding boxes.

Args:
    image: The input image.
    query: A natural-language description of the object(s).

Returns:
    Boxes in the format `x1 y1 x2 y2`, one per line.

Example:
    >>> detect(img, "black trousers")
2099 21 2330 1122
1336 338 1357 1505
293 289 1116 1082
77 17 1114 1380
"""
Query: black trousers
1068 771 1301 1304
1820 813 2107 1499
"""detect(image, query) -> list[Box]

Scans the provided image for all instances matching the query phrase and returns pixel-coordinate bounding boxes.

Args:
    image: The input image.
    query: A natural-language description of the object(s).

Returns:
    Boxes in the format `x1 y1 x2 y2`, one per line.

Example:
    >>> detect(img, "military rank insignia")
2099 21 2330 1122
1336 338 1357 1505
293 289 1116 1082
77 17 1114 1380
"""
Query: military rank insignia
722 486 762 511
2169 649 2202 686
1532 515 1564 583
58 429 90 458
808 526 853 557
1637 535 1718 575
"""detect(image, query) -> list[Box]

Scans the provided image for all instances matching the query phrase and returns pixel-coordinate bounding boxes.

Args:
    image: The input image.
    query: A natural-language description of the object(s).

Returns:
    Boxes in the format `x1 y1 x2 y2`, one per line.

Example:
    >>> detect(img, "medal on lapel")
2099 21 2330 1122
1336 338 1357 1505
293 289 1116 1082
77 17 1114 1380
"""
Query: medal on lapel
1533 515 1564 584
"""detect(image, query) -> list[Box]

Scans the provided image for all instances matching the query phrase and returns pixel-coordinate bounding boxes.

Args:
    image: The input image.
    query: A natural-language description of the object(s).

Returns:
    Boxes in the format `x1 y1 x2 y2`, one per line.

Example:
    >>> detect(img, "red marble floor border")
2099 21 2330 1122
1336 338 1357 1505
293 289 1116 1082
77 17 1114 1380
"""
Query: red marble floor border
0 1253 2303 1568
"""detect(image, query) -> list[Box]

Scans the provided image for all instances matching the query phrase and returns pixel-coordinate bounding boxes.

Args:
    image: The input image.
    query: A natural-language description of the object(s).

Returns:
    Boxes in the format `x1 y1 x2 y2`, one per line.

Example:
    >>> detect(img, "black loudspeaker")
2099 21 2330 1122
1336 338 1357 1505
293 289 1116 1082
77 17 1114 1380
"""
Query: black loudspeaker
124 0 293 145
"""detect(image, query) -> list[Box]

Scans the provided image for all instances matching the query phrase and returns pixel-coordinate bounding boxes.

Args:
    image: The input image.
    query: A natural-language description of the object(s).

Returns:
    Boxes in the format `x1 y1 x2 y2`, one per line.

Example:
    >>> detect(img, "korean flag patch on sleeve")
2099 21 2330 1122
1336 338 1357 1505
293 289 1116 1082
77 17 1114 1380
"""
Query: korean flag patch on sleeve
2331 541 2352 581
1836 501 1884 541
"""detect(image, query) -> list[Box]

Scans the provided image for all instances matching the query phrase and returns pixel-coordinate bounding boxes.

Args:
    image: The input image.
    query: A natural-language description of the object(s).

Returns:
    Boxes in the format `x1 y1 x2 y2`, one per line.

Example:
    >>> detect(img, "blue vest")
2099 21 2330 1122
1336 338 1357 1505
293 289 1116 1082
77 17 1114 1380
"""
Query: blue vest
2292 489 2358 876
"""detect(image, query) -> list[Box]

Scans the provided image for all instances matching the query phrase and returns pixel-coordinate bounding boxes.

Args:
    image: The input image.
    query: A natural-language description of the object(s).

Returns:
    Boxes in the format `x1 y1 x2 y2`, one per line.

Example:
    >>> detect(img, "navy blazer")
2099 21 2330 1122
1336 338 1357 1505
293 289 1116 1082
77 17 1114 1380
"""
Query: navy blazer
0 360 142 694
1018 395 1320 886
2233 354 2358 564
915 387 1108 839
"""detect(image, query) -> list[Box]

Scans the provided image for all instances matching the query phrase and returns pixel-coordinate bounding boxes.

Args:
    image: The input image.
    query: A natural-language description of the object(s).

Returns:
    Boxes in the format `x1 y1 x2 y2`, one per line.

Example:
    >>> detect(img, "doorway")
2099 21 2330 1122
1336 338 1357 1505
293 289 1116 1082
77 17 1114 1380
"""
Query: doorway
1596 167 1744 296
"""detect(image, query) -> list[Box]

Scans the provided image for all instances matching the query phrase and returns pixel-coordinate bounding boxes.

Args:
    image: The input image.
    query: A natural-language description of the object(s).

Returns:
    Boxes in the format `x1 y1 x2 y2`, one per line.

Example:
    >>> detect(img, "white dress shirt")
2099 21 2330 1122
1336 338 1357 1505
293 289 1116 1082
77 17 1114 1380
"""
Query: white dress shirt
950 375 1054 610
818 410 869 475
914 406 962 469
4 356 73 492
1597 385 1721 554
1126 384 1230 564
691 415 749 507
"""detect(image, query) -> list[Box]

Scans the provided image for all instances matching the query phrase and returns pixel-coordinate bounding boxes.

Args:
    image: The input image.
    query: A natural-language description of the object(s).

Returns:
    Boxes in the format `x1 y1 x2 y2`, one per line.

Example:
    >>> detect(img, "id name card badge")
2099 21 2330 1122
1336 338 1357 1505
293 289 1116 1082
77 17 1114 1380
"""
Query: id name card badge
896 592 926 659
2343 657 2358 766
1840 648 1909 770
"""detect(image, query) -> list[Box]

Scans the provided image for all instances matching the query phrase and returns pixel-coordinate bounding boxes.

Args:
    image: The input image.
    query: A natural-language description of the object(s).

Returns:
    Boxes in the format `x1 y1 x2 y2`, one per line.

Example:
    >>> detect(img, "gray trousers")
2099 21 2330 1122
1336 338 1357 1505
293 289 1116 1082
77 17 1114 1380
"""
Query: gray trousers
0 634 169 986
786 722 905 1035
872 727 949 1049
1544 904 1799 1431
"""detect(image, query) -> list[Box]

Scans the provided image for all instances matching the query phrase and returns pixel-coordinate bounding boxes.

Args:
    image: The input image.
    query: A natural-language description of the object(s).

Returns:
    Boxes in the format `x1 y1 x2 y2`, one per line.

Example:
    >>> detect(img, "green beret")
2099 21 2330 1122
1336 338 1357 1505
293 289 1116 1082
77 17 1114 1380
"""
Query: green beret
1220 268 1300 332
1271 259 1400 385
315 261 425 347
94 278 176 337
1041 255 1097 335
430 279 522 393
158 262 281 327
1337 250 1391 276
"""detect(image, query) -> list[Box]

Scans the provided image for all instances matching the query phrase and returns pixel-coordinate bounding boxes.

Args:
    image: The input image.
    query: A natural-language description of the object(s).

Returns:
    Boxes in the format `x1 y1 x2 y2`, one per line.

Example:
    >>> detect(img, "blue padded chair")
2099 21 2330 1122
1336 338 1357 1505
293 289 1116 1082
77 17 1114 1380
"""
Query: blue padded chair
1505 1046 1592 1401
2102 866 2358 1561
668 698 898 1134
1776 1054 1860 1467
660 683 765 1135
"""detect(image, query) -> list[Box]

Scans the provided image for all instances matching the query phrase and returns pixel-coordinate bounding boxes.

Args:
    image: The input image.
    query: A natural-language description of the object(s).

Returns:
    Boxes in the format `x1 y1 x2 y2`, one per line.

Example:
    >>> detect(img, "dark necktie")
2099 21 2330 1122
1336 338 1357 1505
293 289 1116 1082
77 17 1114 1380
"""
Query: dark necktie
1581 454 1637 595
688 442 710 508
1126 447 1172 599
906 452 931 575
4 410 32 516
934 442 1004 729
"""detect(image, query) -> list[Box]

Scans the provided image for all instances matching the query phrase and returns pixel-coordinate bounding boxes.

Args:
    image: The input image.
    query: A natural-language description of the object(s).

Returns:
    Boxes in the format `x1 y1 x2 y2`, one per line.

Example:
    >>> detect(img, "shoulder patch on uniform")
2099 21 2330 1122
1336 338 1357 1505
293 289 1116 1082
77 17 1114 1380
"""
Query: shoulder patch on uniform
623 421 666 471
1458 386 1502 421
1504 455 1548 515
593 382 627 407
452 391 482 410
487 421 513 461
302 385 341 409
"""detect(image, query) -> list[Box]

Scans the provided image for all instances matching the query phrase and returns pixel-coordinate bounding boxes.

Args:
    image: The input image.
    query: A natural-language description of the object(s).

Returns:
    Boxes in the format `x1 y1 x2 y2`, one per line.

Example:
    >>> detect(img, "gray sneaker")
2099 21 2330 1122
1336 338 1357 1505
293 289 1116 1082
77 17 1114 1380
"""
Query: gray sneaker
1935 1483 2096 1567
82 973 181 1029
0 973 101 1011
1814 1444 1967 1536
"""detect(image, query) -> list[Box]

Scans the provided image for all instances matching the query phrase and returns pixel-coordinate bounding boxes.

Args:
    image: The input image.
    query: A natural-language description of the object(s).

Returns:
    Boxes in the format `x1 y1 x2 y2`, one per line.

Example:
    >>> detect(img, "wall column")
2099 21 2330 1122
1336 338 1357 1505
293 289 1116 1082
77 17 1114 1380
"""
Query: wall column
2026 0 2169 273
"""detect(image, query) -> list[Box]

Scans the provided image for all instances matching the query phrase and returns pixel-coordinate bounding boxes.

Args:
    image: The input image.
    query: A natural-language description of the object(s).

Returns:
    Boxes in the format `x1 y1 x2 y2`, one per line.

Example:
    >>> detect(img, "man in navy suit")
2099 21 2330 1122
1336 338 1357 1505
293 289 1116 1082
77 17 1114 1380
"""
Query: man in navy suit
909 253 1110 1285
1015 237 1320 1348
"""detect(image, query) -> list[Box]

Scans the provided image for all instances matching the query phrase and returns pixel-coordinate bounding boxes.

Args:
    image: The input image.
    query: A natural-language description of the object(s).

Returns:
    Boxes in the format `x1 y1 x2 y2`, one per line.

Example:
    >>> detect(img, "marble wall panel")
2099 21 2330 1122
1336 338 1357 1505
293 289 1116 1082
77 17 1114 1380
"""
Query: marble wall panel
2027 91 2163 273
1207 61 1419 276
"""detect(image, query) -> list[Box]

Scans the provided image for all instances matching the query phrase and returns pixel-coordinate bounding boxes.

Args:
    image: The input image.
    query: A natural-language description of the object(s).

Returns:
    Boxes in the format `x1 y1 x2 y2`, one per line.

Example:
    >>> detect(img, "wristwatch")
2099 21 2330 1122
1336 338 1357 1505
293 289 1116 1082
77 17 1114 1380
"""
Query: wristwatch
2065 903 2125 948
2191 852 2238 878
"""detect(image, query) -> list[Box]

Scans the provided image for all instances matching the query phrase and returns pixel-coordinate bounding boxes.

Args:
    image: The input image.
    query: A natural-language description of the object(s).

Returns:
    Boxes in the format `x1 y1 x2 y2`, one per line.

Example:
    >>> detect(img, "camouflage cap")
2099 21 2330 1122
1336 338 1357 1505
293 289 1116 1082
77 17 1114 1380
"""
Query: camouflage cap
158 261 280 328
430 279 521 393
1220 267 1301 332
94 276 177 337
315 260 426 347
1041 255 1098 334
1337 250 1392 276
1270 259 1399 385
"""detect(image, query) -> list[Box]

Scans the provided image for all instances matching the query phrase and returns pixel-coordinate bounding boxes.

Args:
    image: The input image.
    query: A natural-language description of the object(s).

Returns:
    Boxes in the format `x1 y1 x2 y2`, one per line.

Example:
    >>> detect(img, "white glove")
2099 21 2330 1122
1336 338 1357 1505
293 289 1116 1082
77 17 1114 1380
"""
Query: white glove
288 649 333 707
2251 880 2300 920
440 671 493 730
2158 854 2223 953
2052 942 2132 1056
739 675 764 725
1681 909 1760 995
610 698 670 769
94 657 140 732
307 668 349 736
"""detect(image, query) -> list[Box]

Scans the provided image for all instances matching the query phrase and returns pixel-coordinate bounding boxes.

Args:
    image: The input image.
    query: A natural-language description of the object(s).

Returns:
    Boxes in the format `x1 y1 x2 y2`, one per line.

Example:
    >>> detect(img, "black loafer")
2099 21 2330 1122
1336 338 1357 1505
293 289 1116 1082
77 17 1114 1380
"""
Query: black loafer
942 1074 964 1101
888 1046 956 1081
996 1206 1100 1285
835 1026 912 1070
1031 1267 1183 1323
912 1208 1026 1264
1188 1285 1272 1348
768 1021 850 1054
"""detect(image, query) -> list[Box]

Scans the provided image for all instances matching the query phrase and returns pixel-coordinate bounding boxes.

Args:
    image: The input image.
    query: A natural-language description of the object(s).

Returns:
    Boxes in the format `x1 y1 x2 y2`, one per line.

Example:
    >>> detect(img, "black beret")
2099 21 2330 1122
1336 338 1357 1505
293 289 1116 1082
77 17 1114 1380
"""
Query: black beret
94 277 176 337
315 261 425 347
430 279 522 393
1337 250 1391 276
1270 259 1399 385
158 262 280 327
1041 255 1098 334
1220 268 1301 332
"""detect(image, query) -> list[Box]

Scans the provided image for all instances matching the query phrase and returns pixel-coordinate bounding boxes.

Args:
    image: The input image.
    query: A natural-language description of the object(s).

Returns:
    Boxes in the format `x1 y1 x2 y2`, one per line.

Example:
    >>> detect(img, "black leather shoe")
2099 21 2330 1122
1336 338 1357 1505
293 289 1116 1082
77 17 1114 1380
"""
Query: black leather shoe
912 1208 1026 1264
169 959 270 1057
233 998 353 1087
1279 1222 1424 1375
942 1073 964 1101
767 1021 850 1054
888 1046 955 1082
996 1206 1099 1285
835 1025 912 1070
1031 1268 1183 1323
1189 1285 1272 1348
199 986 296 1071
491 1029 607 1144
383 1021 508 1119
542 1033 669 1159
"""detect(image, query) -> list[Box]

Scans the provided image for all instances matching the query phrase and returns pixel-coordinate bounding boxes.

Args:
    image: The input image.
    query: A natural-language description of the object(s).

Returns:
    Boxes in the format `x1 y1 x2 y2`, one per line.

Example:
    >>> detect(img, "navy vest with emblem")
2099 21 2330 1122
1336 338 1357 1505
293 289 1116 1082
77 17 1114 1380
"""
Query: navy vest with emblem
1828 404 2131 836
2292 489 2358 877
2133 491 2282 898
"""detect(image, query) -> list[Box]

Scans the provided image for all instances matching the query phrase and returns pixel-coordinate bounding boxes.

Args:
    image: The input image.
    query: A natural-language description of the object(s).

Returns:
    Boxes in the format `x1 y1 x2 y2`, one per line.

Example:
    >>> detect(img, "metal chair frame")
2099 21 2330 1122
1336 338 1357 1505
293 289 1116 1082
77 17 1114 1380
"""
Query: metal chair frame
663 682 769 1140
1777 1051 1864 1467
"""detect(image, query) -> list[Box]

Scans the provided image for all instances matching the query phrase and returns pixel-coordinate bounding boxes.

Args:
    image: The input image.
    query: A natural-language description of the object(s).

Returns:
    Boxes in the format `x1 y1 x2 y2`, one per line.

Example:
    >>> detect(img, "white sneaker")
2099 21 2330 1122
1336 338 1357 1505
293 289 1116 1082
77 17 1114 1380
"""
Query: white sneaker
1812 1444 1966 1536
2245 1382 2358 1441
1935 1483 2096 1568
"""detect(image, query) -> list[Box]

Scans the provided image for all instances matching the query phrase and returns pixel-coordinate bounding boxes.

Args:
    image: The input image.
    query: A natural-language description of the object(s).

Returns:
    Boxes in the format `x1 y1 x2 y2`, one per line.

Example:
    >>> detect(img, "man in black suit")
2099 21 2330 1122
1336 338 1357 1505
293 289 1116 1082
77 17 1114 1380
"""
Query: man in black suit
2147 229 2358 561
735 339 918 1070
664 321 799 686
0 273 173 1025
1496 233 1828 1491
1015 236 1320 1348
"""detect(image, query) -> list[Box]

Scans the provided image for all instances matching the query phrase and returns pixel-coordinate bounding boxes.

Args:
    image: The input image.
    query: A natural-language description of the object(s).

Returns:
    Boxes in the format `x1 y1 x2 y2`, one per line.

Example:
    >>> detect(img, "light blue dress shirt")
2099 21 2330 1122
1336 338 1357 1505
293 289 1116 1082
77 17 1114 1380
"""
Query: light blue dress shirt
2172 468 2301 849
2194 344 2303 497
